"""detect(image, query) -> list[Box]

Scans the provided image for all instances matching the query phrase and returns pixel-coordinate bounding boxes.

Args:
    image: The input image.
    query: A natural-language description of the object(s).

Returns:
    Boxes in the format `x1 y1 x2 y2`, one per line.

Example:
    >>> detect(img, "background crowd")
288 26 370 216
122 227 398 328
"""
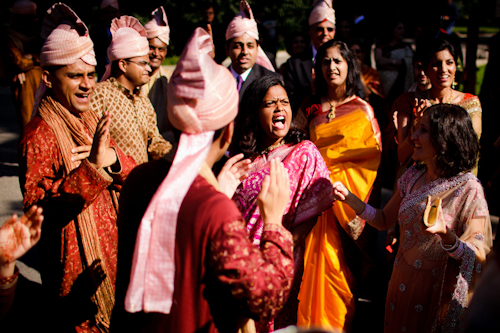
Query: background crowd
0 0 499 332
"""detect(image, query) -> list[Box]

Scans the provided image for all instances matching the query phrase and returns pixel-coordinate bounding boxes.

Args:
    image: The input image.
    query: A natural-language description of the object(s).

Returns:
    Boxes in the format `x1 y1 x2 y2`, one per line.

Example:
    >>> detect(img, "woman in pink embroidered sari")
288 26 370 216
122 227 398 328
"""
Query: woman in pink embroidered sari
331 103 492 332
231 75 334 330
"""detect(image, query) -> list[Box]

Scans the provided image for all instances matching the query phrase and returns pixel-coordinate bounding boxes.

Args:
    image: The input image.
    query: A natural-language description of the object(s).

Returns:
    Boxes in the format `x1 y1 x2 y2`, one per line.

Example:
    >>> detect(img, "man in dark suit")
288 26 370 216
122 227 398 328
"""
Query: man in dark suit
225 1 281 100
283 0 336 111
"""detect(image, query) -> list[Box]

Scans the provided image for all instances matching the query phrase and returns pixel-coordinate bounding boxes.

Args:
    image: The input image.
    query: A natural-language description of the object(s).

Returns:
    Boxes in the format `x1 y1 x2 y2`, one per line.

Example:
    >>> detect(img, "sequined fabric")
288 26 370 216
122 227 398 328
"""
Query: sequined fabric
384 165 492 333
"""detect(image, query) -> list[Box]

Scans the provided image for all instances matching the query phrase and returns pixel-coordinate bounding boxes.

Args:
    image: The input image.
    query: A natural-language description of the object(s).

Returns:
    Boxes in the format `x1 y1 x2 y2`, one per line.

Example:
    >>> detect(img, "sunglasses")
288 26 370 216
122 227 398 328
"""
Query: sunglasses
316 26 335 33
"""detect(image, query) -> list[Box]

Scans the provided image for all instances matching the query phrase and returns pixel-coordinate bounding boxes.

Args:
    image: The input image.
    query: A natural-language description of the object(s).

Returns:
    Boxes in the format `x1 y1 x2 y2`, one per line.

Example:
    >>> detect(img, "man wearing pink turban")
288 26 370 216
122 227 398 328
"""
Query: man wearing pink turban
283 0 336 111
90 16 172 165
110 27 295 333
225 1 282 99
141 6 174 142
18 3 136 331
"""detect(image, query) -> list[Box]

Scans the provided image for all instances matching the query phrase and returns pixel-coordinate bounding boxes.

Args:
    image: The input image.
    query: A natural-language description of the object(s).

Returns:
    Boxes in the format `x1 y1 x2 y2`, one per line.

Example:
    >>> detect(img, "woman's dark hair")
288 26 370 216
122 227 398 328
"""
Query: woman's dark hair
284 31 309 56
424 104 479 178
314 40 359 98
420 38 457 70
230 75 305 160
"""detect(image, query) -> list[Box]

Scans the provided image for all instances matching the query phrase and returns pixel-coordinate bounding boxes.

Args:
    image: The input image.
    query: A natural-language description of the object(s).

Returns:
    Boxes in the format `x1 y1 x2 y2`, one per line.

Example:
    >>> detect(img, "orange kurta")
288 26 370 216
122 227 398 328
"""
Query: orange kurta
298 96 381 331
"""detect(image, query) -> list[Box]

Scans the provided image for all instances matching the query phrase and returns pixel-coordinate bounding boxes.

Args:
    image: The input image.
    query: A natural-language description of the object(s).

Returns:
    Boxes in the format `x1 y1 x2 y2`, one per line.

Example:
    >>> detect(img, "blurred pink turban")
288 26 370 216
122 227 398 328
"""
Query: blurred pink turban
32 3 96 119
11 0 36 15
100 16 150 81
40 3 96 67
125 27 238 315
144 6 170 46
309 0 336 26
100 0 119 10
225 1 275 72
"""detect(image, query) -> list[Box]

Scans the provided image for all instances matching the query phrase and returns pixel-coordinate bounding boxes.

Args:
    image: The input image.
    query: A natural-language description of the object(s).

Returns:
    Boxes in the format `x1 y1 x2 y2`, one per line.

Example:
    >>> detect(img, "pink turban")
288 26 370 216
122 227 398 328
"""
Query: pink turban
100 0 119 10
308 0 336 26
40 3 96 67
144 6 170 46
100 16 150 81
125 28 238 315
33 3 96 119
225 1 275 72
11 0 36 15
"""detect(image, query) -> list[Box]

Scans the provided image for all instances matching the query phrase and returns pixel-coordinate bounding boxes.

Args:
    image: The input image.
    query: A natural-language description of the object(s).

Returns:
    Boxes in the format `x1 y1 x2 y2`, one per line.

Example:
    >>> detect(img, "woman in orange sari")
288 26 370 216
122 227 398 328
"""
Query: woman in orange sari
295 40 382 332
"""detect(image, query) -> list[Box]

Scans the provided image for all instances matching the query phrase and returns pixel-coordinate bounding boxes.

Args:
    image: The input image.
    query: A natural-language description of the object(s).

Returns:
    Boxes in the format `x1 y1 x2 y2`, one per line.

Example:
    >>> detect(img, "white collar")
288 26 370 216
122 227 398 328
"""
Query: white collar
230 65 252 82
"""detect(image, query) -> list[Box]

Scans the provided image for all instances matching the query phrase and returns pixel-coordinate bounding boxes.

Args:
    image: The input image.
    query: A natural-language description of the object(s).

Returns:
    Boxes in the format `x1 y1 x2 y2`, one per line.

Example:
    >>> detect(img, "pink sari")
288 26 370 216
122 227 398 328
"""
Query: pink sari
233 140 334 245
232 140 334 330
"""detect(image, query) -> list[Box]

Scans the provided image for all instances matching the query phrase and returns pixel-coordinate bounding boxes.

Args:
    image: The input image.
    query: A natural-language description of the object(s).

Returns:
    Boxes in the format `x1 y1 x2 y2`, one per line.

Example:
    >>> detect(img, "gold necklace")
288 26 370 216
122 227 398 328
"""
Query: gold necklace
428 89 453 105
261 140 285 155
326 97 342 121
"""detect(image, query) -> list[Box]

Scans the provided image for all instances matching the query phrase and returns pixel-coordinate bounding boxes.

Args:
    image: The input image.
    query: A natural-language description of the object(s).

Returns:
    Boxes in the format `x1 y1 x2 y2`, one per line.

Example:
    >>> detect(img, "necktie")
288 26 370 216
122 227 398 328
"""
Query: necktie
236 75 243 92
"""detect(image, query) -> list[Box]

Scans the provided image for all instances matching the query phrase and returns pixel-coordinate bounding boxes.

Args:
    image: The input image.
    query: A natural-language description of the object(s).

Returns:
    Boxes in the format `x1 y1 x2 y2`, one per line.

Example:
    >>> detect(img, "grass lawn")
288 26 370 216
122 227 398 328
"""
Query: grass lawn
454 26 500 34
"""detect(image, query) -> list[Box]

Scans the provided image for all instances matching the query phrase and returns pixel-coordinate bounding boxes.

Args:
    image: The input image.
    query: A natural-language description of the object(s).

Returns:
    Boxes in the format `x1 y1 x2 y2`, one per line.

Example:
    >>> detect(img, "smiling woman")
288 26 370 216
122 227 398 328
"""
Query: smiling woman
231 75 335 331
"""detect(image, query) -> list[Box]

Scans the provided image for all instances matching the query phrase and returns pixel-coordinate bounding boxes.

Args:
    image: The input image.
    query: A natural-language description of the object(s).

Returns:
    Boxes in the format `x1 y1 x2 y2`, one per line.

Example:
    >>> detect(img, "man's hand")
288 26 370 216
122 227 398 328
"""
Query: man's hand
257 159 290 225
88 112 117 169
0 205 43 278
217 153 251 198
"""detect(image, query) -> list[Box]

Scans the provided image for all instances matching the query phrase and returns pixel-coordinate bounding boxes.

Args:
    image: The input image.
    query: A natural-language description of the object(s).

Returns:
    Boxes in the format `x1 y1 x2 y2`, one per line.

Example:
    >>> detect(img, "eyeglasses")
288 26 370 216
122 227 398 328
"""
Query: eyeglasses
125 59 151 68
316 26 335 33
149 46 167 53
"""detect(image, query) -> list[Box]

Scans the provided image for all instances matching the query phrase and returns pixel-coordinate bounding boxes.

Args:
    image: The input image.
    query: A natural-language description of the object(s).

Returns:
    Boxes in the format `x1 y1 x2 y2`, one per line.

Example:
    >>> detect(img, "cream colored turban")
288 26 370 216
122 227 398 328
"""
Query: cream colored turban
100 16 150 81
225 1 275 72
125 27 238 315
144 6 170 46
309 0 336 26
40 2 96 67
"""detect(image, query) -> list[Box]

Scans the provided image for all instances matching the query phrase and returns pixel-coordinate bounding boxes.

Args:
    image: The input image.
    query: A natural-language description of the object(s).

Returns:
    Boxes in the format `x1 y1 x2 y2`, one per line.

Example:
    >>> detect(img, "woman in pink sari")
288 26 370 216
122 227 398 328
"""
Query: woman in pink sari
231 75 334 330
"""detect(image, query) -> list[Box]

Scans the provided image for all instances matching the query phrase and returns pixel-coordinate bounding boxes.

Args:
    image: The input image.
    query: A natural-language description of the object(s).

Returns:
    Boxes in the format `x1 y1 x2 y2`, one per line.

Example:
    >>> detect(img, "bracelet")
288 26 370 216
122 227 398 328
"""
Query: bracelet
0 266 19 287
357 203 376 222
440 234 459 252
448 241 465 259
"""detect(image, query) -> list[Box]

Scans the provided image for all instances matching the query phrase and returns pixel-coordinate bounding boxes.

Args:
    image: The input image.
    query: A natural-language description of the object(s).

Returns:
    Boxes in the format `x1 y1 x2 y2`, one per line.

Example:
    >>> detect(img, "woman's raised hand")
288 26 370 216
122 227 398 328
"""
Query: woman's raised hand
332 181 350 201
257 159 290 225
217 153 251 198
411 98 431 134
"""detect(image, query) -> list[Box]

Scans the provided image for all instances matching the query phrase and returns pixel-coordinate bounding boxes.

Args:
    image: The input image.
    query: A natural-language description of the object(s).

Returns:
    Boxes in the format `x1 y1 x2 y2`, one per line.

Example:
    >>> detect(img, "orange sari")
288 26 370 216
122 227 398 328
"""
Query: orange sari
297 96 382 331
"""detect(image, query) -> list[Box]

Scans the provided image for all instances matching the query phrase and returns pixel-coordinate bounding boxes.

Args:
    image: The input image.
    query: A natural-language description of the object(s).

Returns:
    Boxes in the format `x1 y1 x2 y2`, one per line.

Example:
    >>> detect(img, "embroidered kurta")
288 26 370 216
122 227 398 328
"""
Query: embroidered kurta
140 67 174 140
19 116 136 331
386 165 492 333
232 140 334 329
111 158 295 333
298 96 382 332
91 77 172 165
